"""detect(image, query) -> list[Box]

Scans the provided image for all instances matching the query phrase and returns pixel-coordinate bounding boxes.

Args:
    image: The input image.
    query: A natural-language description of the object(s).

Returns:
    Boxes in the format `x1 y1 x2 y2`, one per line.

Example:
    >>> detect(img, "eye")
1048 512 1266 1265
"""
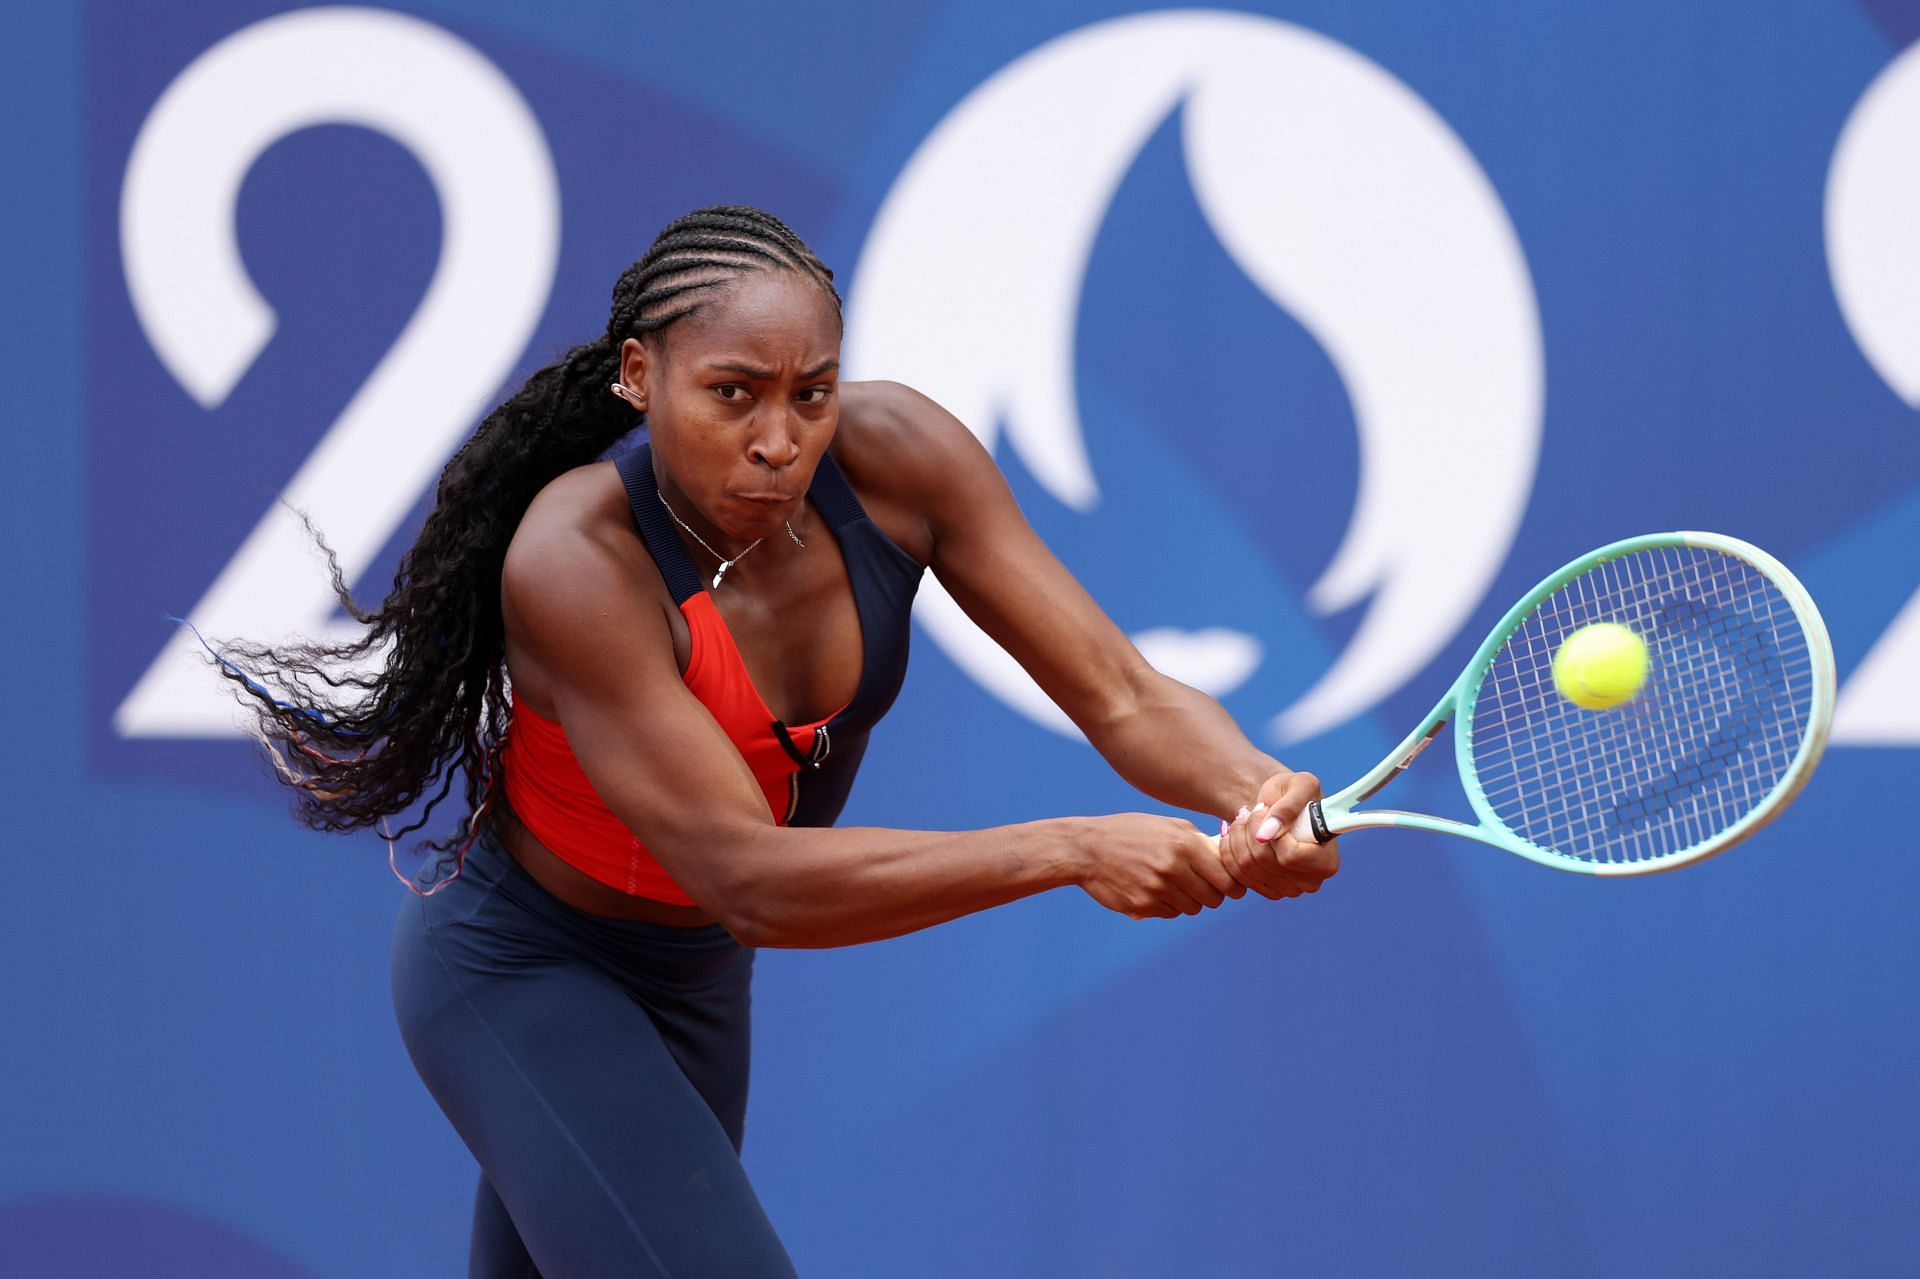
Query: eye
713 384 749 402
797 386 834 405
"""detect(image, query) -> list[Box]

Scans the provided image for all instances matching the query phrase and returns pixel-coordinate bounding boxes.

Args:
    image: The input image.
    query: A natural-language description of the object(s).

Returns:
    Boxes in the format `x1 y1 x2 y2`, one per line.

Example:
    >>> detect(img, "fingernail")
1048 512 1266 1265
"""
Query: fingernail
1252 802 1267 814
1219 818 1231 838
1235 806 1249 822
1255 815 1281 843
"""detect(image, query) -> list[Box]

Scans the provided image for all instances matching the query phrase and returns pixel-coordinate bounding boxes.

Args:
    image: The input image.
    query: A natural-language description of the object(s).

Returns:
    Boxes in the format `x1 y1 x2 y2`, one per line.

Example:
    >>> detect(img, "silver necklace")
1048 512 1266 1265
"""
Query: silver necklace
657 489 806 590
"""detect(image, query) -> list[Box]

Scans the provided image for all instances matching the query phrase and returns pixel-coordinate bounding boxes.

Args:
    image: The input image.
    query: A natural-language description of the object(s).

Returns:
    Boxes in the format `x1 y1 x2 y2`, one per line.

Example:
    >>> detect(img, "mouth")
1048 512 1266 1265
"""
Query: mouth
733 492 794 506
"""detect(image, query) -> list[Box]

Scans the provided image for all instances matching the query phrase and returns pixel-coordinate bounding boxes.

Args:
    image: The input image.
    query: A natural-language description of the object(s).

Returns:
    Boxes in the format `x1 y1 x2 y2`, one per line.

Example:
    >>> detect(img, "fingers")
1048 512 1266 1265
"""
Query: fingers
1137 880 1206 918
1253 771 1321 843
1114 820 1237 919
1099 803 1326 922
1228 770 1341 900
1168 861 1226 912
1255 775 1339 887
1145 822 1227 915
1215 819 1248 900
1222 802 1297 900
1120 897 1187 920
1186 826 1241 901
1216 804 1266 895
1269 834 1340 895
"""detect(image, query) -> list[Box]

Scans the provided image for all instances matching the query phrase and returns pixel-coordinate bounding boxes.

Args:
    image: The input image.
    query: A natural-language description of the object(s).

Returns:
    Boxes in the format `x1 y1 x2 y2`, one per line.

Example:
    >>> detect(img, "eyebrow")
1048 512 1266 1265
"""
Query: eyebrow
707 359 840 380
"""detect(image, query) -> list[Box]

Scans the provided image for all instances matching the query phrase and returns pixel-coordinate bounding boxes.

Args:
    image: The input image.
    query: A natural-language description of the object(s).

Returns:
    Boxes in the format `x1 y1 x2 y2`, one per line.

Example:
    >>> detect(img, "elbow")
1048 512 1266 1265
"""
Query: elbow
661 823 787 947
712 891 809 949
679 826 841 949
711 886 776 948
701 847 804 949
713 871 850 949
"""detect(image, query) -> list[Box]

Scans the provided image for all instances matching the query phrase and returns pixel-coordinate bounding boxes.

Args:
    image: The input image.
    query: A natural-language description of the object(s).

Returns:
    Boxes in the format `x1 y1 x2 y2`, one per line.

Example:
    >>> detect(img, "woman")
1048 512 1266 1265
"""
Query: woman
230 206 1337 1276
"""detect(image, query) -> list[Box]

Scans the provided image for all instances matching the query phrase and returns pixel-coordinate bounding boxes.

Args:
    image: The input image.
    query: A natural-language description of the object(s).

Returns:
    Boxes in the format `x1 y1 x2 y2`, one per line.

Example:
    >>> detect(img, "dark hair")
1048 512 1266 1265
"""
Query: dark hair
214 205 840 861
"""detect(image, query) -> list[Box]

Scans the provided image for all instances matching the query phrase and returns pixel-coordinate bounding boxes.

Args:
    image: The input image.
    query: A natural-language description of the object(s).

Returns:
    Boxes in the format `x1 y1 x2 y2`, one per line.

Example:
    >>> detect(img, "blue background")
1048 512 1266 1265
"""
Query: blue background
4 1 1917 1274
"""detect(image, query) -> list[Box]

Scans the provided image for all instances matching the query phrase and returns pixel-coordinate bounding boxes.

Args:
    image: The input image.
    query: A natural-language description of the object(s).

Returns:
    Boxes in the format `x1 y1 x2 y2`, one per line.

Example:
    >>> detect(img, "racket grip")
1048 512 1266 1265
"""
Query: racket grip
1291 800 1331 845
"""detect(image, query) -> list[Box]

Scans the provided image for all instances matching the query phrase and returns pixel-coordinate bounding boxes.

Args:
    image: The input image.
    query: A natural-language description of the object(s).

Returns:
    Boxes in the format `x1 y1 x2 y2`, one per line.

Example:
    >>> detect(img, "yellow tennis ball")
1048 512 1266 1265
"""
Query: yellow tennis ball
1552 622 1650 710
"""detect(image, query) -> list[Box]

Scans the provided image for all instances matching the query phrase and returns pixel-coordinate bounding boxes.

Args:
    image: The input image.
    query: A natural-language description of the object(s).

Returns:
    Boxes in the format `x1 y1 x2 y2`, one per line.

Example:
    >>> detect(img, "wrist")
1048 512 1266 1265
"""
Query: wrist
1041 817 1093 888
1203 764 1277 820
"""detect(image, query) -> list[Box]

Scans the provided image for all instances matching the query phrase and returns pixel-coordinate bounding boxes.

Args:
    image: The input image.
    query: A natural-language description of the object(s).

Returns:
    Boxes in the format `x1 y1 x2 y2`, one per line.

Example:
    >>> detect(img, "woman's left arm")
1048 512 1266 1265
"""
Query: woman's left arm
851 382 1337 899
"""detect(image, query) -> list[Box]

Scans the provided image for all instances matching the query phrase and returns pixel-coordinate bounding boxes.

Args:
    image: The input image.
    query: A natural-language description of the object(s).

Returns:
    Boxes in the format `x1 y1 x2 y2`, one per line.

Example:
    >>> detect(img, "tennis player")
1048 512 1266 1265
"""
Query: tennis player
226 206 1337 1277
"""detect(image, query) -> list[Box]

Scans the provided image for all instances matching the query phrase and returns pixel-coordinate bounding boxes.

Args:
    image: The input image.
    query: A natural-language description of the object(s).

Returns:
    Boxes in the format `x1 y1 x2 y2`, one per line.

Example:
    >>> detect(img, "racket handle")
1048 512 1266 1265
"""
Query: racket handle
1291 800 1332 845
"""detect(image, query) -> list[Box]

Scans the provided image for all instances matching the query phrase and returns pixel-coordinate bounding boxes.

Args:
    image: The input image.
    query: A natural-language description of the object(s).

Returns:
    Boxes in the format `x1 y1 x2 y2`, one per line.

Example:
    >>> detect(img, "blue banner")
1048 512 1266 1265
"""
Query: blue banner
5 1 1917 1274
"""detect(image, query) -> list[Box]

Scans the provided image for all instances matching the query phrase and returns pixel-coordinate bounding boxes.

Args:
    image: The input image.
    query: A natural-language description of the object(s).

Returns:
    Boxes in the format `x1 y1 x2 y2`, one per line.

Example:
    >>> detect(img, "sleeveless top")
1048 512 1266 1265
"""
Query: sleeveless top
497 443 925 904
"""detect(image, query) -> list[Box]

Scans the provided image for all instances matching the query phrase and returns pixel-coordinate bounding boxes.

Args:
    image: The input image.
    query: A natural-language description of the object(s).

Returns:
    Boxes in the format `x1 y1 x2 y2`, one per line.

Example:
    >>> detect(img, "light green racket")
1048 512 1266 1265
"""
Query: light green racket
1289 532 1835 875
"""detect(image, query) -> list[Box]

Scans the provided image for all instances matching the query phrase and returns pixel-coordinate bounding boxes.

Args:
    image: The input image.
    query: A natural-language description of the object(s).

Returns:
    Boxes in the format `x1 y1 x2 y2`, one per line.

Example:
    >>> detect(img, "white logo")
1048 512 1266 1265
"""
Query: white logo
1826 37 1920 745
844 10 1544 743
115 7 559 737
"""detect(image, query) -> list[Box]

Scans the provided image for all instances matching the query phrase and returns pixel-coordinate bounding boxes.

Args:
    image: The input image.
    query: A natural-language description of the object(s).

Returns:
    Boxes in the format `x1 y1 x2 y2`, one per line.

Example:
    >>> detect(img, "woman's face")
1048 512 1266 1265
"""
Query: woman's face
621 270 841 544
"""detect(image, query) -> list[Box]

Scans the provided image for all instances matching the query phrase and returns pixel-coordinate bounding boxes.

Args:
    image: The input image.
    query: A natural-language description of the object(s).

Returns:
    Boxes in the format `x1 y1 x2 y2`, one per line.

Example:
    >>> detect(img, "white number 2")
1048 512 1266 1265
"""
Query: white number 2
114 6 558 737
1827 38 1920 746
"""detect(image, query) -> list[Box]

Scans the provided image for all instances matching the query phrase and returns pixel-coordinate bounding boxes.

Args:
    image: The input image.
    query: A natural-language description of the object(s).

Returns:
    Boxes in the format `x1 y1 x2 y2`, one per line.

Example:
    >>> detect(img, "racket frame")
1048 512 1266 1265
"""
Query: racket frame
1296 531 1836 876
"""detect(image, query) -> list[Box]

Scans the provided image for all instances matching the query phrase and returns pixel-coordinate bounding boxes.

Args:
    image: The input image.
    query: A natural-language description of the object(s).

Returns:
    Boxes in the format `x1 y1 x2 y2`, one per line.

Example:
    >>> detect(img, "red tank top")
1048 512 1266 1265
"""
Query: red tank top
499 592 845 905
498 444 923 906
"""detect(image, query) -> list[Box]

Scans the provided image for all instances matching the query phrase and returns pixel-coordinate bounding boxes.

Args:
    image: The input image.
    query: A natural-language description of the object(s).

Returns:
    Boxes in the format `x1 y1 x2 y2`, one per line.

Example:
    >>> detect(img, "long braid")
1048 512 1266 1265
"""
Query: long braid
211 205 839 876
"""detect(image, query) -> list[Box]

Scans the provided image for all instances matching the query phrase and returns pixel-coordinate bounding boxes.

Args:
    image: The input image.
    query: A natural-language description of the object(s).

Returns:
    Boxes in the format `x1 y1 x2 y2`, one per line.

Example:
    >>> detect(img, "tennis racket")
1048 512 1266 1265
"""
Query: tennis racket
1286 532 1835 875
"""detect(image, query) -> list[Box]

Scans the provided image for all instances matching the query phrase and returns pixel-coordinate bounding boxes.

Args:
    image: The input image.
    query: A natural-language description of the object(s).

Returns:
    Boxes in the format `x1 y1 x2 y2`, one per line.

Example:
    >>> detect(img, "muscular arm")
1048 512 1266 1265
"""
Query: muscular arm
854 382 1285 822
502 489 1221 948
1080 680 1286 821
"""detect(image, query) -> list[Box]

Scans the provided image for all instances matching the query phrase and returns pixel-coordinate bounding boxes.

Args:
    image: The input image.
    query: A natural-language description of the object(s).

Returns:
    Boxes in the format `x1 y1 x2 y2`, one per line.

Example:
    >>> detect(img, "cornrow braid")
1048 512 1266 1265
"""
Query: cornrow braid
212 204 838 880
607 204 841 341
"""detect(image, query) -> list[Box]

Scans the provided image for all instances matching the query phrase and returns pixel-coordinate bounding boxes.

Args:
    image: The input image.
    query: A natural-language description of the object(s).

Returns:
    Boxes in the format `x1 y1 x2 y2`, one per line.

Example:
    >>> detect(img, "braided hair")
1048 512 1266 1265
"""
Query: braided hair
215 205 841 865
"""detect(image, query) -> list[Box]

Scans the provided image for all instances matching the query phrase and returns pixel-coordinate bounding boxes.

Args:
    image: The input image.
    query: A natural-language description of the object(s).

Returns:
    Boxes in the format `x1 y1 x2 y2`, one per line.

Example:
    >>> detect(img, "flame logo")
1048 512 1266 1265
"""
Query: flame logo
845 10 1543 742
1825 36 1920 744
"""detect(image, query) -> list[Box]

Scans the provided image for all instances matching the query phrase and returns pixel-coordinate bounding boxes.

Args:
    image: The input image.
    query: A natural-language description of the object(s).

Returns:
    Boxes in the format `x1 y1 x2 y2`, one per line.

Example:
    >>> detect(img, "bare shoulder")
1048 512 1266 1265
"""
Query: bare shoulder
836 379 984 469
505 462 657 600
501 460 675 710
833 380 1001 565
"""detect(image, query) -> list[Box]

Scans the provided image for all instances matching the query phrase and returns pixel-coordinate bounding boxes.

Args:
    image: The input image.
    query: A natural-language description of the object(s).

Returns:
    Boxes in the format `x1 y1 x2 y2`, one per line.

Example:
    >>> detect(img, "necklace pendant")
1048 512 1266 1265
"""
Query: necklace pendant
711 566 728 590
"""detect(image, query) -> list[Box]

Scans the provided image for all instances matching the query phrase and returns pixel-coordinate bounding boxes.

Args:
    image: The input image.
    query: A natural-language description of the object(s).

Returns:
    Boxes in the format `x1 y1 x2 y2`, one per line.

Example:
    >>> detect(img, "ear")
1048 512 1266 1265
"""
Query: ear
618 336 653 408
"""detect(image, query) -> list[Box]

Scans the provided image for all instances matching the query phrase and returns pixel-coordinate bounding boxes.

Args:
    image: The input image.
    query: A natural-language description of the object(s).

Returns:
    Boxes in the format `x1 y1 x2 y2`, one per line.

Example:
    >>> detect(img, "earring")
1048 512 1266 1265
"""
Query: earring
609 382 645 410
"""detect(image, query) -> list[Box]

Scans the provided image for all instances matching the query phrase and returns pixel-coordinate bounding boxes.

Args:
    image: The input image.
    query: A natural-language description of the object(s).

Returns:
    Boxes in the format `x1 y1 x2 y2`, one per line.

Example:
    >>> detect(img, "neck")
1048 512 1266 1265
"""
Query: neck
656 466 814 591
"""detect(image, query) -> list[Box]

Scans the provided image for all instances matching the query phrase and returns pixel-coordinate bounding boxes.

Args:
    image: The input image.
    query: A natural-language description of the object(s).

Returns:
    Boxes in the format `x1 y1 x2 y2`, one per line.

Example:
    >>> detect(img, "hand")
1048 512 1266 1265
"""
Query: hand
1074 814 1245 919
1217 769 1339 901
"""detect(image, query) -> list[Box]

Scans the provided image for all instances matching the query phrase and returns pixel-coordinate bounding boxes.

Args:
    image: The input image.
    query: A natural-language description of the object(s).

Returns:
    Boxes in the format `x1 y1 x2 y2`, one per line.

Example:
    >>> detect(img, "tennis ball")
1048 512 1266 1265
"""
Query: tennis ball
1552 622 1649 710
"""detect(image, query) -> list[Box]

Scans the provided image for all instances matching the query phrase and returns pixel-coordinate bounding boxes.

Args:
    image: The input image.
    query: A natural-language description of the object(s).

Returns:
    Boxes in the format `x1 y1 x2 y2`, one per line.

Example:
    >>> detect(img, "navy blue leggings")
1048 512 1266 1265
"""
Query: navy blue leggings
389 822 798 1278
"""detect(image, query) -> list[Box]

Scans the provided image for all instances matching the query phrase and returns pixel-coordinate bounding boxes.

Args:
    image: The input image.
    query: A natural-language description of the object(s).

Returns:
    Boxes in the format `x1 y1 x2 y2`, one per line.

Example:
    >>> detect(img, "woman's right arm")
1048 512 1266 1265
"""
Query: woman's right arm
501 507 1238 950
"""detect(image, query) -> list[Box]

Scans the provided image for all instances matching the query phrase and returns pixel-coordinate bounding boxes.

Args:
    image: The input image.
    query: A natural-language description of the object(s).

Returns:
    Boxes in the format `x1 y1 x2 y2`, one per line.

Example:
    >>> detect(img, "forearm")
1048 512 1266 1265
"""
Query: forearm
1085 673 1283 820
715 818 1085 949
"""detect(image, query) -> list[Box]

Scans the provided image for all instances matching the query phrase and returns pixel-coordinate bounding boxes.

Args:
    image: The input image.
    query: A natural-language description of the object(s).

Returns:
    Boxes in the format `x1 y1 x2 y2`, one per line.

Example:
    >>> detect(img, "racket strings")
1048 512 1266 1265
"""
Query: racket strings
1466 545 1816 867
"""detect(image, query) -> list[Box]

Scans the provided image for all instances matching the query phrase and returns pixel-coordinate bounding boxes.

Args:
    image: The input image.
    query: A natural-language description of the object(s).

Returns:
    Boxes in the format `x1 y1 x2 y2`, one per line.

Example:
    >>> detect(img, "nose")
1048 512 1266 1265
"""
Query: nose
747 404 802 470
